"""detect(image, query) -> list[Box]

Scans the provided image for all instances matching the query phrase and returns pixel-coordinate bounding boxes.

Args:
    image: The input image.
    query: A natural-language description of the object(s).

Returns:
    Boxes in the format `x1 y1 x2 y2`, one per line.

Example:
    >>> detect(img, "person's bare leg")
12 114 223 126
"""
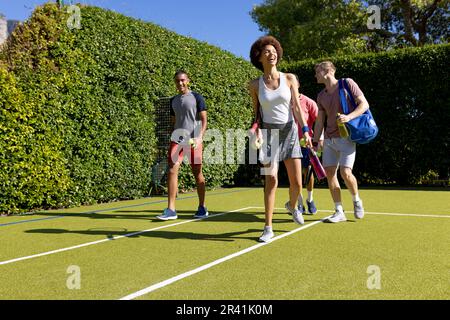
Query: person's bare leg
263 162 279 227
326 166 341 204
284 158 302 209
264 177 277 227
192 164 205 207
307 170 314 192
167 162 181 211
340 166 358 197
340 166 364 218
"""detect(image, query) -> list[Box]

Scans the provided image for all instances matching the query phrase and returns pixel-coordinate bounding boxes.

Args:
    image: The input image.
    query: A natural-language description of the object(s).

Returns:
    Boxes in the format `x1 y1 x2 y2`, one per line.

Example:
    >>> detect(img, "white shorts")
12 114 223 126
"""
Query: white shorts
322 138 356 169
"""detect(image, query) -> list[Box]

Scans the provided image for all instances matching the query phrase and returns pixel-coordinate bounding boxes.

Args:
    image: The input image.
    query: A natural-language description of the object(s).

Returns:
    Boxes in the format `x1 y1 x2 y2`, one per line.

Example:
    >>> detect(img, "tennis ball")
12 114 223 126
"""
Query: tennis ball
300 137 306 147
189 138 197 149
250 137 263 150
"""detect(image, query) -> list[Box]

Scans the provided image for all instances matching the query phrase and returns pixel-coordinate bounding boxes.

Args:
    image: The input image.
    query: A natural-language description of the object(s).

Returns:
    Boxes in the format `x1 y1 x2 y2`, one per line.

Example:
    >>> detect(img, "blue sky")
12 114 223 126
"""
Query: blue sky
1 0 266 60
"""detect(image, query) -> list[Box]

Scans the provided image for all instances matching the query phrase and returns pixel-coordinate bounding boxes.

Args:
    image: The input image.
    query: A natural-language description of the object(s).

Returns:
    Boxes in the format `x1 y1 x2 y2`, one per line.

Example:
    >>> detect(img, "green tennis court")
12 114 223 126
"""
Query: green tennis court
0 187 449 300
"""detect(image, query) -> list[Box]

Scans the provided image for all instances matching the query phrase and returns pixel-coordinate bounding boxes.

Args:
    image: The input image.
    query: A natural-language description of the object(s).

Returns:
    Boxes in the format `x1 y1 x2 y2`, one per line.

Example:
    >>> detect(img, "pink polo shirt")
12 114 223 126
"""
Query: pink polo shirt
317 78 364 139
296 94 318 139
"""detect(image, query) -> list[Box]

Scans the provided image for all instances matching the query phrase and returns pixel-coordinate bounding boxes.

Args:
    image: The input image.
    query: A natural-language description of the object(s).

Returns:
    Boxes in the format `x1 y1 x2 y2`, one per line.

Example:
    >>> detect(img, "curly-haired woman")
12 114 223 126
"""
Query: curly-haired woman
248 36 312 242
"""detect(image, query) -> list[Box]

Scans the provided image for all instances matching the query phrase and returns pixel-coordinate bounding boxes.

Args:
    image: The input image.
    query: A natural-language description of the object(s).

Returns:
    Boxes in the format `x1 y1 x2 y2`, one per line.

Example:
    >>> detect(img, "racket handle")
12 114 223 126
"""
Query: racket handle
248 122 259 135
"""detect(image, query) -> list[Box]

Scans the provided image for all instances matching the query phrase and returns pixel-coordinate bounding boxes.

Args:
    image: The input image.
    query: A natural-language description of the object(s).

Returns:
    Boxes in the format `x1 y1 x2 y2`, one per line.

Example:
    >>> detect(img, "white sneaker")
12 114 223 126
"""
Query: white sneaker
285 201 305 225
353 200 364 219
327 210 347 223
258 228 274 243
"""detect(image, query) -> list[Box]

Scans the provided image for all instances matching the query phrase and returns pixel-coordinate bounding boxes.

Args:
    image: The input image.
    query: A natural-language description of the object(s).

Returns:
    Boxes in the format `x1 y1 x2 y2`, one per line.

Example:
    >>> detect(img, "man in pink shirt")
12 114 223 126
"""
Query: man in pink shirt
312 61 368 223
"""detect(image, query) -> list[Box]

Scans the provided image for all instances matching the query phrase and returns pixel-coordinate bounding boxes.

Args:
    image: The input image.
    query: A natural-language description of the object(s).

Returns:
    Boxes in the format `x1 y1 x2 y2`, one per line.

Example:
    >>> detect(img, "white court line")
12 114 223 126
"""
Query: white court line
2 206 446 267
0 207 252 266
266 208 450 219
119 207 450 299
119 215 330 300
363 212 450 218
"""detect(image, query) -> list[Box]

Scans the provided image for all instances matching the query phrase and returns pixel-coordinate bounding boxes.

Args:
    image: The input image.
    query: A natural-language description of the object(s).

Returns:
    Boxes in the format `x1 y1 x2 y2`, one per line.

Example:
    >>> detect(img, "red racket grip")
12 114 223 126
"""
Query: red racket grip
249 122 259 134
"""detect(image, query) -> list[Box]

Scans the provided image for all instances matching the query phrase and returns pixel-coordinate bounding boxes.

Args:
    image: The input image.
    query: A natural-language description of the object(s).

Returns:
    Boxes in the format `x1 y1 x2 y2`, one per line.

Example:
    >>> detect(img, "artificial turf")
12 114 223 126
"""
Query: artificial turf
0 187 448 300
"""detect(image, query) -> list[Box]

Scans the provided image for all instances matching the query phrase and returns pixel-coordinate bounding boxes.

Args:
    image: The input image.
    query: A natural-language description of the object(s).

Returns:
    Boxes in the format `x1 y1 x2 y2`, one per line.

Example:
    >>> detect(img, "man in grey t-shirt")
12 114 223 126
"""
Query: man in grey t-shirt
157 70 208 220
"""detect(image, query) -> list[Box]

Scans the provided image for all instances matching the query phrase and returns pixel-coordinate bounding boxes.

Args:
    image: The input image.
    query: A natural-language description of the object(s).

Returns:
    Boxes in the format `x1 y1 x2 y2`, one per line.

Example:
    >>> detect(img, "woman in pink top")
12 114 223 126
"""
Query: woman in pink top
296 91 322 215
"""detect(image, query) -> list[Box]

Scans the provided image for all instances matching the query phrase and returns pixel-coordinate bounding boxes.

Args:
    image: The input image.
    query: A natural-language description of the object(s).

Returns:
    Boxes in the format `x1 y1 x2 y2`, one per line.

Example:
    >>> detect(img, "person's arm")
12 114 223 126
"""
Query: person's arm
338 79 369 124
310 100 324 148
313 106 326 152
248 79 260 123
193 93 207 144
198 111 207 142
248 79 263 140
338 96 369 124
287 73 311 147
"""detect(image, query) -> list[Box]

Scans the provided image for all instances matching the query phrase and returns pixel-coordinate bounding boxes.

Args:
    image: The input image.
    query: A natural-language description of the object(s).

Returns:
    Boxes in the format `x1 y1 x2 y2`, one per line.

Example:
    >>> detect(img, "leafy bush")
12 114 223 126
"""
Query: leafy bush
1 3 258 214
0 67 70 214
281 44 450 185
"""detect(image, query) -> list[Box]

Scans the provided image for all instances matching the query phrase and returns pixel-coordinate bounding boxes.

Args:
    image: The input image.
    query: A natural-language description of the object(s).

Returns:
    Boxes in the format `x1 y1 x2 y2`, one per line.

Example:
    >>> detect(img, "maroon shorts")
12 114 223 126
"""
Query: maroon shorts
168 142 203 166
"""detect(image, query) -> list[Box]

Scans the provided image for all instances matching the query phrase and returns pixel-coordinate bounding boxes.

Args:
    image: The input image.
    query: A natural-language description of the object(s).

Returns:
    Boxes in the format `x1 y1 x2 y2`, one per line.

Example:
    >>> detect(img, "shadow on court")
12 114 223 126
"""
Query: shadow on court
29 210 305 224
23 227 293 242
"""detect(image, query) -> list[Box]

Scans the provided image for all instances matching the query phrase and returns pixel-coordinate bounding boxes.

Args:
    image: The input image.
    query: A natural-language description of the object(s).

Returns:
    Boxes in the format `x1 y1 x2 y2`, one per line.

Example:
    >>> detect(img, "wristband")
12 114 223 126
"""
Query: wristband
302 126 309 134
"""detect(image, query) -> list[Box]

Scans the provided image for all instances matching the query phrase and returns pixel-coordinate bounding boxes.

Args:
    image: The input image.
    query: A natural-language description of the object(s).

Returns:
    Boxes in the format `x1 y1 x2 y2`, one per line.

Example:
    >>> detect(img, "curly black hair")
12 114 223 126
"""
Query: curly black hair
250 36 283 71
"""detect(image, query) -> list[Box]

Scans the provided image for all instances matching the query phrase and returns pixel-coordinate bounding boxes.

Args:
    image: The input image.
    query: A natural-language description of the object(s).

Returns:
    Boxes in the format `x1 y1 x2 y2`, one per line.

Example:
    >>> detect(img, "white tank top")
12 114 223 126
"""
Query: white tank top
258 72 293 124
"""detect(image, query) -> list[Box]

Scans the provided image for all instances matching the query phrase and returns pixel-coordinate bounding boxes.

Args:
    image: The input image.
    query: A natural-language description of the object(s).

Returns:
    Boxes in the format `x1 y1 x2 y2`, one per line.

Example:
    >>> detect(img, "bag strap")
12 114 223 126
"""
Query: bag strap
338 78 358 115
342 79 358 110
338 79 349 115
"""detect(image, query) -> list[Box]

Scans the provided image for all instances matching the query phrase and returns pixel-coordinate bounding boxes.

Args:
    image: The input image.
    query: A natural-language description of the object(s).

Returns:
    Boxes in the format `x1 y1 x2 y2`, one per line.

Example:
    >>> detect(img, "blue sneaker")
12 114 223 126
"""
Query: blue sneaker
297 203 306 214
194 205 209 218
156 208 177 220
306 200 317 215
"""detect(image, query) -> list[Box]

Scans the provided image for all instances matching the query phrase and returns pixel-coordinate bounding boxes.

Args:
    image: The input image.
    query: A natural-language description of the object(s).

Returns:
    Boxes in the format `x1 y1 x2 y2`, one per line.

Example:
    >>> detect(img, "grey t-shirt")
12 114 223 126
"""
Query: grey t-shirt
170 91 206 143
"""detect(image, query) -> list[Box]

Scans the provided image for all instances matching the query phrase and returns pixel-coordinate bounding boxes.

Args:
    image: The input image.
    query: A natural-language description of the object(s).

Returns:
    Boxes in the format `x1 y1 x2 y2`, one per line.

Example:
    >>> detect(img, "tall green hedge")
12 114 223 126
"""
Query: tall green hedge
4 4 445 215
0 3 258 214
281 44 450 185
0 67 71 213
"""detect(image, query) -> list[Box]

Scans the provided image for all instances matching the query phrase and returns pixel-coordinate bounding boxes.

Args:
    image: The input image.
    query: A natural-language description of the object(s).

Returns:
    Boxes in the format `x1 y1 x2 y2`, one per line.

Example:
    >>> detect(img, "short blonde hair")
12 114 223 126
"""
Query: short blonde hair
315 61 336 74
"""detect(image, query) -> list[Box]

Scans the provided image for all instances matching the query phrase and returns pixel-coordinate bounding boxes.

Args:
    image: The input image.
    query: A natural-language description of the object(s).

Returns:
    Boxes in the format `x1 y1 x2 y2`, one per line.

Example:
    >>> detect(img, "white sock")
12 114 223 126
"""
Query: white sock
307 191 313 202
352 194 361 202
264 226 273 232
335 202 344 212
